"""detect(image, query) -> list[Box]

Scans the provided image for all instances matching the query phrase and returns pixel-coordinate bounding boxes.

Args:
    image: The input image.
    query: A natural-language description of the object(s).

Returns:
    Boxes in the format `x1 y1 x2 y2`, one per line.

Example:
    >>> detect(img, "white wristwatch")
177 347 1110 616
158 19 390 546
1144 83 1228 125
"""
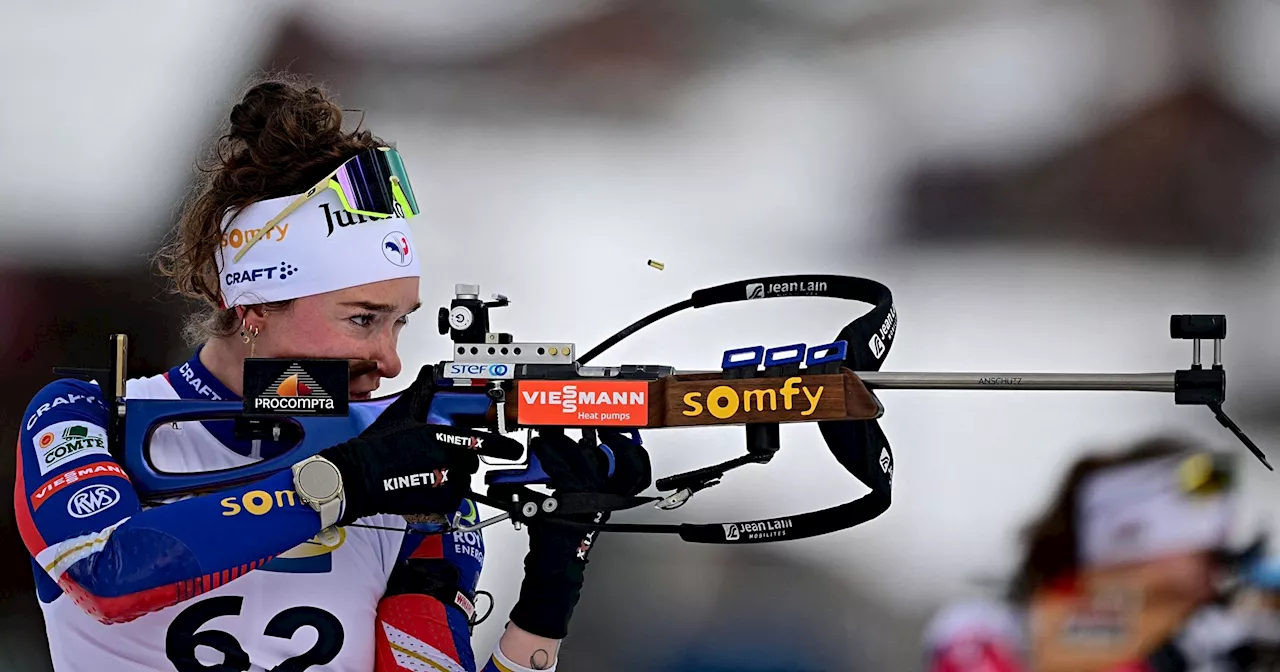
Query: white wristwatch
291 455 345 530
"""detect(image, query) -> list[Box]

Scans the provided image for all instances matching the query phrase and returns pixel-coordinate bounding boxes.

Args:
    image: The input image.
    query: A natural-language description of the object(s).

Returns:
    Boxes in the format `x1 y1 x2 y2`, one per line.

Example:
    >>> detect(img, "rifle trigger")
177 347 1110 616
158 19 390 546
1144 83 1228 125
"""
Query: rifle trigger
656 489 692 510
655 478 721 510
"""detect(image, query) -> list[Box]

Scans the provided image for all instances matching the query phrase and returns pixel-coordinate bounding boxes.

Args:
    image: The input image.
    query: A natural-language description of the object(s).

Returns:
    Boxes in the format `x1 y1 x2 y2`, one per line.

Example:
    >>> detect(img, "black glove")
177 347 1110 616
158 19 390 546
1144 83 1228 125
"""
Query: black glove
508 428 651 640
319 365 520 525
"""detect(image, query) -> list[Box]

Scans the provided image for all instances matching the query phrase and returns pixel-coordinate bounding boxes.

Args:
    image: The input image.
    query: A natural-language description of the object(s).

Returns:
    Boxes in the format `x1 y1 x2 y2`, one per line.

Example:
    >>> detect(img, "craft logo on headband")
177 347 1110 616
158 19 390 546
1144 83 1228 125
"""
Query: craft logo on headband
216 189 422 308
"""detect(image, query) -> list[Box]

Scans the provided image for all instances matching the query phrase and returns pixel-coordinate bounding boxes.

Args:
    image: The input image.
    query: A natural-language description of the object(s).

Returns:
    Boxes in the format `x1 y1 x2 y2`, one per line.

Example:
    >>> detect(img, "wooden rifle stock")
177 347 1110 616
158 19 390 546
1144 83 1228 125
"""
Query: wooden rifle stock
490 369 883 429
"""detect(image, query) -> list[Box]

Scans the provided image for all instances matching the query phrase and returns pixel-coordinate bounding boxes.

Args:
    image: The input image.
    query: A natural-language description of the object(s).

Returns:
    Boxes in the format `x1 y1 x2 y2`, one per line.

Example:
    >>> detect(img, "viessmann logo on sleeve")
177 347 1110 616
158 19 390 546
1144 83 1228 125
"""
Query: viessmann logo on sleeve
516 380 649 427
31 461 129 510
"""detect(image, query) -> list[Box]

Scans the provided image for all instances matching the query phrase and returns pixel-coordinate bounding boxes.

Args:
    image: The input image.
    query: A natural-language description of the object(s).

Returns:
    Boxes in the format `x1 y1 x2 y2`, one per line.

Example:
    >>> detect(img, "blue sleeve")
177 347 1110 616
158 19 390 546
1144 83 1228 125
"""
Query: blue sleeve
381 500 485 669
14 379 327 624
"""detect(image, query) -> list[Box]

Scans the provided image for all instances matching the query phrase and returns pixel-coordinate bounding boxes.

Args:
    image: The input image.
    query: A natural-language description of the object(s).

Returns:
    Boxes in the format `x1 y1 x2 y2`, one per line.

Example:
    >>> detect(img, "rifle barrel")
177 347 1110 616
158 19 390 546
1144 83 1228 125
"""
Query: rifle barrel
673 371 1177 393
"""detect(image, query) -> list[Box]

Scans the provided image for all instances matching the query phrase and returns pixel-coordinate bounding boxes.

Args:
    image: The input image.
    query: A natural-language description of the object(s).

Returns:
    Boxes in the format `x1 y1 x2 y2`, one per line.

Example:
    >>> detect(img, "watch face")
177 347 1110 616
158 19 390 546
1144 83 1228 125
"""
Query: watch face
299 460 341 500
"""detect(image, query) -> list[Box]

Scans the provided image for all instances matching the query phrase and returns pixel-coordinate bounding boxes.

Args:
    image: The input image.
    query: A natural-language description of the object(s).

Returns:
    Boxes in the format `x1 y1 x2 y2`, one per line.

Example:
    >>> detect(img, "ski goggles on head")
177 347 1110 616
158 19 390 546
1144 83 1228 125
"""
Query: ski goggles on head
233 146 419 263
1177 451 1234 497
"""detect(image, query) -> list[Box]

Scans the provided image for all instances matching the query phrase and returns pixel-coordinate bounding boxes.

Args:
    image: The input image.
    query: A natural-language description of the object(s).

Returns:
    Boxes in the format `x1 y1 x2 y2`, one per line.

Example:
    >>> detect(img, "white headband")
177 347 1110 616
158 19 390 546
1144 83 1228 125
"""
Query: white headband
1077 454 1234 568
216 189 421 308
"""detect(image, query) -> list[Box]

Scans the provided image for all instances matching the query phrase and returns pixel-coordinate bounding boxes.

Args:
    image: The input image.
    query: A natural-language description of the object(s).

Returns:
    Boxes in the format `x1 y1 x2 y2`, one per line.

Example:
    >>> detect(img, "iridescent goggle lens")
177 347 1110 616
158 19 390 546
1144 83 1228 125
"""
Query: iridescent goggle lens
328 146 419 219
232 146 419 263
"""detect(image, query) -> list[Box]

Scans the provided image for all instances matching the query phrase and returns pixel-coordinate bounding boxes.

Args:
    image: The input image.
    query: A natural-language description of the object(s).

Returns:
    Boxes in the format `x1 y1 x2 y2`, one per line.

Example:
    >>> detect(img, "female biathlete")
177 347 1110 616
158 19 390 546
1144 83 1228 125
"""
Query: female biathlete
13 76 650 672
923 437 1264 672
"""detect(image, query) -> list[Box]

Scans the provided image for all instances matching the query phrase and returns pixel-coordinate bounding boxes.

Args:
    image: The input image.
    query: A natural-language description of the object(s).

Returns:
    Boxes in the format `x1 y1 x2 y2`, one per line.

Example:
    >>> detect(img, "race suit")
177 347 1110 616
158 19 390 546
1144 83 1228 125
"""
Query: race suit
14 348 517 672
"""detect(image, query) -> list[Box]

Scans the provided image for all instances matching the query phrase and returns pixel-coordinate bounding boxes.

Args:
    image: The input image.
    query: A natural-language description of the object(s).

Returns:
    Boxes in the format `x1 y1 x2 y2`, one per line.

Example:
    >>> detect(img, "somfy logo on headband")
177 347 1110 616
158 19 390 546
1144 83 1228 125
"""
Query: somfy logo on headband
382 232 413 267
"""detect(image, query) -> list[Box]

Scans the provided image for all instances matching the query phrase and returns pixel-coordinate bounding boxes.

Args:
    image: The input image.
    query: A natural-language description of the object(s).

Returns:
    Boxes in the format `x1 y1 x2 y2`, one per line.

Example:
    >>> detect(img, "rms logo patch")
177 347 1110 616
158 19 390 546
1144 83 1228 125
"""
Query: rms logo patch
67 484 121 519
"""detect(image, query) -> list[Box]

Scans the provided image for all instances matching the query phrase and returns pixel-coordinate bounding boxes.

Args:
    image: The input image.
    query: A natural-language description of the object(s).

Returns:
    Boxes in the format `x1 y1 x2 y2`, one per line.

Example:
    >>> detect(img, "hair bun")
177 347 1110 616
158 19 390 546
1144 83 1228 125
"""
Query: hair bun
228 82 293 145
226 80 344 165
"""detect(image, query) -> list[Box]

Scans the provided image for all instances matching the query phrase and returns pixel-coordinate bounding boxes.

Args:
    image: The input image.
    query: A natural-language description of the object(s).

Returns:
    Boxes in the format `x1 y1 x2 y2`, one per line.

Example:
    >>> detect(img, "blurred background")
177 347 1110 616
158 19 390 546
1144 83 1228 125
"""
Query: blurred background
7 0 1280 669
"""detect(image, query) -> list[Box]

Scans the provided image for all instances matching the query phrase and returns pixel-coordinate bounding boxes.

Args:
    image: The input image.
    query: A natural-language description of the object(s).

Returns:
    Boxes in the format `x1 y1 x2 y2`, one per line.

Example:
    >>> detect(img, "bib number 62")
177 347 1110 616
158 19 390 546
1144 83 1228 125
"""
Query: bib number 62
165 596 344 672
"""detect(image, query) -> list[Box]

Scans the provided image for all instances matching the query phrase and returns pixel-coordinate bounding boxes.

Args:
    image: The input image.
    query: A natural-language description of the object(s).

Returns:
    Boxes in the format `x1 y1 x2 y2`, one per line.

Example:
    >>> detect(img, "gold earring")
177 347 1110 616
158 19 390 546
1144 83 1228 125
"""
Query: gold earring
248 325 260 358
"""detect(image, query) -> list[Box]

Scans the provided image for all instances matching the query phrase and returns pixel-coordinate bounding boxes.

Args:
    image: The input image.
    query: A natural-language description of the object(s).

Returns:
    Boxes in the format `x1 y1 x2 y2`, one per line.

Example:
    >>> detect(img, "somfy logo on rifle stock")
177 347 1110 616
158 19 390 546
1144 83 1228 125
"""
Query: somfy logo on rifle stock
682 376 824 419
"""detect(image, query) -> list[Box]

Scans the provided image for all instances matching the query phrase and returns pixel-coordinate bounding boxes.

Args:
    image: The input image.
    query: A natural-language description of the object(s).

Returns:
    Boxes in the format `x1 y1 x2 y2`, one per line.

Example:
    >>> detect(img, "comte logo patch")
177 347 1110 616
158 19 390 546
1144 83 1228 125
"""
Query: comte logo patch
35 421 110 476
242 359 349 417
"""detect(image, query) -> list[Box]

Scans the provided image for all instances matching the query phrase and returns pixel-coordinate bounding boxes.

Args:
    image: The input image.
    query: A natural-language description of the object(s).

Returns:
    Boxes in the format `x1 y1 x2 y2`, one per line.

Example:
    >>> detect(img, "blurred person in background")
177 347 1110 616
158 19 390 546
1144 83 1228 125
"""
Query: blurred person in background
11 74 649 672
924 436 1276 672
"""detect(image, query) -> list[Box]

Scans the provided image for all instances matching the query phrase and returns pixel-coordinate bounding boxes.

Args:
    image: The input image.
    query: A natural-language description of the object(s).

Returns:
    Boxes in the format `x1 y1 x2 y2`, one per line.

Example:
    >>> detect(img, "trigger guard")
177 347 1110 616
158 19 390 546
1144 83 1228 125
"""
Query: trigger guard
597 443 617 478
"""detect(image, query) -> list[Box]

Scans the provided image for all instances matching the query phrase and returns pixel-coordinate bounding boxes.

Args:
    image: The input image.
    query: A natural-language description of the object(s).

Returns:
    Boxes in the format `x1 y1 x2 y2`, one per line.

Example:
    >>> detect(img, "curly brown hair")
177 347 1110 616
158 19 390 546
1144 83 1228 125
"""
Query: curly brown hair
1005 435 1204 603
153 72 388 346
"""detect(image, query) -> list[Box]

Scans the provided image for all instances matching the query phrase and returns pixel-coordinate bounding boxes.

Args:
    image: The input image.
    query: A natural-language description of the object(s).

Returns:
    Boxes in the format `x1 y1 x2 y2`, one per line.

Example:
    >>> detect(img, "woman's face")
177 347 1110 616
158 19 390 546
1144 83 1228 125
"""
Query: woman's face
249 277 422 400
1138 550 1219 603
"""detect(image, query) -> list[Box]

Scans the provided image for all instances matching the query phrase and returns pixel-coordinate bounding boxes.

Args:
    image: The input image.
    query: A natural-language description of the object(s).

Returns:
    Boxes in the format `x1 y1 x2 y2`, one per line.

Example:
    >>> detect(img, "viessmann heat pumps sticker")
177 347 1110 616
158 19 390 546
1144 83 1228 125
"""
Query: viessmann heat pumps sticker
516 381 649 427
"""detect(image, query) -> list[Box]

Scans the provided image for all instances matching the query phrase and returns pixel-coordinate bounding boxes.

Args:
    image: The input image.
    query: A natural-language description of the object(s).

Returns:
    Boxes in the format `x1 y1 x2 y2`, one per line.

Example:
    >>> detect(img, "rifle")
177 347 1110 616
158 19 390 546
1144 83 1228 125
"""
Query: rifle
58 274 1269 545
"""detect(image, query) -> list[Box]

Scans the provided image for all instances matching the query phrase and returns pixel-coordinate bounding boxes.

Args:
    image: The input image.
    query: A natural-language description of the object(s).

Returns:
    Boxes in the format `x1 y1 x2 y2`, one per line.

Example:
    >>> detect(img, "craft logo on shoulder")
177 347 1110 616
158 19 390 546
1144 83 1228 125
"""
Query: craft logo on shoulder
518 380 649 427
35 421 110 476
723 518 793 542
178 361 223 400
67 483 121 519
879 447 893 478
745 279 829 300
382 231 412 267
25 392 102 431
243 359 349 417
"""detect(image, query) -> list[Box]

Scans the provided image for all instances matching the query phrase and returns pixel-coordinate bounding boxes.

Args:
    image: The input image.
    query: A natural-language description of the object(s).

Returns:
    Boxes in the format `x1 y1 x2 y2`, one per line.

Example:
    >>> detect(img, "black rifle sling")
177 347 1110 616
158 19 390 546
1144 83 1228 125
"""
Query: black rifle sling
473 275 897 544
